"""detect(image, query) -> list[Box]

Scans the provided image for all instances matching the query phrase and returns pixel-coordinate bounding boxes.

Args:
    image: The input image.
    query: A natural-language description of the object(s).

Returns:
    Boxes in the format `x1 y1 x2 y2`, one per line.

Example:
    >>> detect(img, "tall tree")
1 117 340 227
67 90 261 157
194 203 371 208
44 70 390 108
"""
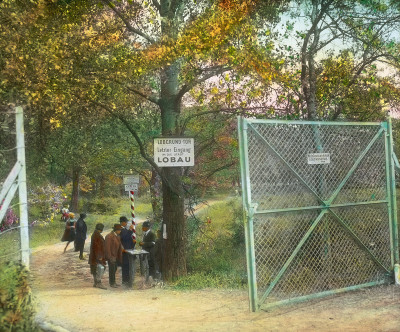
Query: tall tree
255 0 400 120
78 0 286 279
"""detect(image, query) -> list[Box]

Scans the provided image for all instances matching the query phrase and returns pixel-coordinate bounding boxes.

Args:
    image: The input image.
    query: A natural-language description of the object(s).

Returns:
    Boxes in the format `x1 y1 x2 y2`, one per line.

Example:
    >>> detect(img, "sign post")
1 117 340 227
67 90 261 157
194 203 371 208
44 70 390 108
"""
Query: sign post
123 175 140 241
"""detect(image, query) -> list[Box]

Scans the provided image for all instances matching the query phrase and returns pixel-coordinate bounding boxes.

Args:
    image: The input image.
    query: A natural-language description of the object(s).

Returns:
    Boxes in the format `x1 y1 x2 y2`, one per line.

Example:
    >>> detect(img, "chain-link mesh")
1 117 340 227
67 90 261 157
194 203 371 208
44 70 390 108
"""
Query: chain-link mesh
242 120 394 307
0 227 22 264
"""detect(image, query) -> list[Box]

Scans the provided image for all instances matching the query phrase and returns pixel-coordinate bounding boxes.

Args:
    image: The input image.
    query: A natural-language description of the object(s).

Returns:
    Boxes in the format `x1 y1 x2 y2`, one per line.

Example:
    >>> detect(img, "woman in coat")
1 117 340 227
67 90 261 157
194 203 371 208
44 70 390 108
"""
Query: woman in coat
61 212 76 253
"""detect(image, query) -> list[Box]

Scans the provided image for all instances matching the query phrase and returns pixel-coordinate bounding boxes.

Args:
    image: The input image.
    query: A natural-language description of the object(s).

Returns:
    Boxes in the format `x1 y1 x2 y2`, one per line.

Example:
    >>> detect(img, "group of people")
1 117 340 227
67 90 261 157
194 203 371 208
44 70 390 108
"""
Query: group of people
88 216 136 289
60 212 88 259
61 211 159 290
88 216 158 290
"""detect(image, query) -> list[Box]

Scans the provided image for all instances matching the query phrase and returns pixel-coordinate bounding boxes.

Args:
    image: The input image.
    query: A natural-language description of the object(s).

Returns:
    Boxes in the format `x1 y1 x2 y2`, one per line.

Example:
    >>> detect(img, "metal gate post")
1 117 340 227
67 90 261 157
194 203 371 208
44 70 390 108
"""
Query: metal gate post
16 106 30 267
238 116 258 312
386 118 399 269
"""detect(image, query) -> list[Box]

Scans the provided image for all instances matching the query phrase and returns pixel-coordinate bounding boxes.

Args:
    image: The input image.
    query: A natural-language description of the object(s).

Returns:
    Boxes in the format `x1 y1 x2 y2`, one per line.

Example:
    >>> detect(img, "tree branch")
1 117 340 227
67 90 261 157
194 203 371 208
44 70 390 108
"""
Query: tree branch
151 0 161 12
90 101 159 170
125 85 161 105
177 66 231 101
100 0 156 43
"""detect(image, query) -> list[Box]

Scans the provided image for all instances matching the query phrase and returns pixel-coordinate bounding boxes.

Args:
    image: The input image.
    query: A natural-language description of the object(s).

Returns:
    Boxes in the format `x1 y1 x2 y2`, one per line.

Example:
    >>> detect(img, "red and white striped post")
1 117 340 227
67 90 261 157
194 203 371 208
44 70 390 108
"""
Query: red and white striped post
129 190 136 241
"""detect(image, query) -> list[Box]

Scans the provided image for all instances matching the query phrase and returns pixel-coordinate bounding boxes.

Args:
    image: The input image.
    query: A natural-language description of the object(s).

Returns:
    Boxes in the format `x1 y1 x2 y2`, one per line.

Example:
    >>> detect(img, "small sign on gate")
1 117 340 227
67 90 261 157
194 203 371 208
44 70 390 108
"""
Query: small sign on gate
307 153 330 165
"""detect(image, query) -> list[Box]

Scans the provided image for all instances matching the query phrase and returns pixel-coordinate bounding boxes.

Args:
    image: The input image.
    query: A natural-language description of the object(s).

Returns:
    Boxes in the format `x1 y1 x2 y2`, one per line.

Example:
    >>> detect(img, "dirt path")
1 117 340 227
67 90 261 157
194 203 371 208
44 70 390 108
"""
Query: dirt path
30 236 400 332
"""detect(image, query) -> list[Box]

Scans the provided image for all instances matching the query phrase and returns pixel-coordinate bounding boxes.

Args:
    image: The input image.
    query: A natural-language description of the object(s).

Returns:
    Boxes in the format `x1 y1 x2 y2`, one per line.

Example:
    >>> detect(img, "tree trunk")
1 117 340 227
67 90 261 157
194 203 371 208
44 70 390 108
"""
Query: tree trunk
99 173 106 198
161 167 187 279
70 166 80 212
159 58 187 279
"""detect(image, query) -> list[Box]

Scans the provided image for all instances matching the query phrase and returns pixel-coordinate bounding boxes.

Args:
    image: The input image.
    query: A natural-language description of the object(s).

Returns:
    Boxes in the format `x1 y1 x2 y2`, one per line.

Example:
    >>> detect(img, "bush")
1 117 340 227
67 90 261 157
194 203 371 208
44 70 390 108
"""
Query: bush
28 184 68 226
185 198 247 288
0 262 39 331
81 197 120 214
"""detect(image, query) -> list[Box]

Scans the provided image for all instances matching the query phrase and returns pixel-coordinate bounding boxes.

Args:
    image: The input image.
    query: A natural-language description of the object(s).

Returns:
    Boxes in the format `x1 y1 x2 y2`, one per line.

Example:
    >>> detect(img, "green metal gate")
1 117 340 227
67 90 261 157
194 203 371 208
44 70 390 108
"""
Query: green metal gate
238 117 399 311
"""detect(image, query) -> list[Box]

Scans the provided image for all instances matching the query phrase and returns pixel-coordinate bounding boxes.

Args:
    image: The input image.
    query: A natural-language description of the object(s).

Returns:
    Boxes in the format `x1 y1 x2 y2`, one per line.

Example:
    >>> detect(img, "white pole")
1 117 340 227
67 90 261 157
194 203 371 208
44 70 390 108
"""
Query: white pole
15 106 30 267
130 190 136 241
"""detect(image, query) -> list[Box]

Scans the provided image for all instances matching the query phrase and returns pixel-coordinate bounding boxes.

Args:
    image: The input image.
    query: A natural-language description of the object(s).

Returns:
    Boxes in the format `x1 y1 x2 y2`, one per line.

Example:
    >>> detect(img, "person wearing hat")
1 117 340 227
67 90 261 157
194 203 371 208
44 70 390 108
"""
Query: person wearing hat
139 220 156 280
119 216 136 288
74 213 88 260
105 224 123 288
88 223 107 289
61 212 76 253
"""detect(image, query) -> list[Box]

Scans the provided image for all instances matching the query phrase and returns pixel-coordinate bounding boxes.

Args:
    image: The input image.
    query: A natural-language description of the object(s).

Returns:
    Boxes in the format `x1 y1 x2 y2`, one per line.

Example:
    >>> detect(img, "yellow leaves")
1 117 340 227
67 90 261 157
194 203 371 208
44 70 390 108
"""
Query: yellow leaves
210 27 221 37
84 26 96 37
134 0 255 72
211 87 219 94
50 118 61 128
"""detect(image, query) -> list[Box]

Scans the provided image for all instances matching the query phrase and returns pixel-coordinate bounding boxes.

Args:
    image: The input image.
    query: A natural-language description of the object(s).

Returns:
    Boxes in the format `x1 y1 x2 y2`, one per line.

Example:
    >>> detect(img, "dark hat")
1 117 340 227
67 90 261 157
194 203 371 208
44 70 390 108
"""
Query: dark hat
142 221 151 228
95 223 104 231
120 216 128 223
80 213 87 219
113 224 122 231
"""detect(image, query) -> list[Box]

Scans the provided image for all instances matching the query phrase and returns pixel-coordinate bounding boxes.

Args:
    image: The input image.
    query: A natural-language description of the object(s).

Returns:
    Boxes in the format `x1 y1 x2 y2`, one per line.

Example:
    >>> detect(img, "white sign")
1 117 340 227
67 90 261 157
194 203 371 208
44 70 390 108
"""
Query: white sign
154 137 194 167
123 174 140 184
125 184 138 191
307 153 331 165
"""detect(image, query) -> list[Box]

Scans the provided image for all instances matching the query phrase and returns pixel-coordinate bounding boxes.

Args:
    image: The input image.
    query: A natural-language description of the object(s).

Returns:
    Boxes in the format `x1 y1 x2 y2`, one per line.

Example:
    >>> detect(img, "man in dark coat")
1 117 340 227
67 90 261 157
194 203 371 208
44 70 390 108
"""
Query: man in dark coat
119 216 136 288
105 224 123 288
140 221 156 279
74 213 88 260
88 223 107 289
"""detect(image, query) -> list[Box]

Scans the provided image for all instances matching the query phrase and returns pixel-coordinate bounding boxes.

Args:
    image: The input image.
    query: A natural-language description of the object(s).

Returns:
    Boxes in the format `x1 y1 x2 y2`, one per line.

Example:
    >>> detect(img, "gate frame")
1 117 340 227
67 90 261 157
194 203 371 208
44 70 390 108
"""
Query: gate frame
238 116 399 312
0 106 30 267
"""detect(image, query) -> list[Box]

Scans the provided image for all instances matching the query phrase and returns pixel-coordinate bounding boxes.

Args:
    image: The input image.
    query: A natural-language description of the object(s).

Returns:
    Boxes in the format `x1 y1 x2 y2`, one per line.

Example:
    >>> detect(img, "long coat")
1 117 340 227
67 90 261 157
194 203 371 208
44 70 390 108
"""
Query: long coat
104 232 123 264
88 230 105 266
120 228 135 265
61 220 76 242
74 217 87 250
142 230 156 254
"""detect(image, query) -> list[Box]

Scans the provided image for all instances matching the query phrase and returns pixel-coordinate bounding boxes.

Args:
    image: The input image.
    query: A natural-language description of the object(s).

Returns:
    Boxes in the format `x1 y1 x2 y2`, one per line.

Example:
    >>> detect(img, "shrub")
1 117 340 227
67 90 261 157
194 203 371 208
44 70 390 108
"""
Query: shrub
82 197 120 214
0 207 19 232
185 198 247 288
0 262 39 331
28 184 68 226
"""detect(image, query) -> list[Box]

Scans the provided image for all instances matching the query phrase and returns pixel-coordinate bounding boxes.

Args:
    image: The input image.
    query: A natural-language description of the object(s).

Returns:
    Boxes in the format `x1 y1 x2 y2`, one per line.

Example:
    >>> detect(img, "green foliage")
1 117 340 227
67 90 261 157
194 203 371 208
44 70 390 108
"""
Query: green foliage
80 197 120 215
181 198 247 289
0 262 39 331
172 271 245 290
